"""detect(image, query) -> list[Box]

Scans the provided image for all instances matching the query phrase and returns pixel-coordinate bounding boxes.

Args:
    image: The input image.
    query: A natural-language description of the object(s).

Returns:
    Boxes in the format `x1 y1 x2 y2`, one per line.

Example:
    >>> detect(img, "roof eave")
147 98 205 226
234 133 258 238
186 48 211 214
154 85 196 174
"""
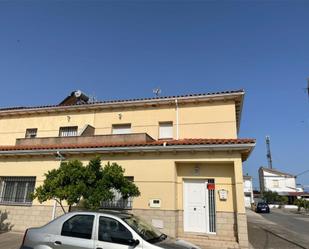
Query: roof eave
0 142 255 161
0 91 244 115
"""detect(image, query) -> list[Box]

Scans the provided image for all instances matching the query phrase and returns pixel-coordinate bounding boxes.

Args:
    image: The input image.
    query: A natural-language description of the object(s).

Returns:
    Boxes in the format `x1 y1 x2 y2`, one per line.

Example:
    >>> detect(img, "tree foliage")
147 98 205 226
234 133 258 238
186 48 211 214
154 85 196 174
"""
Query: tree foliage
262 190 288 205
294 198 309 212
32 157 140 212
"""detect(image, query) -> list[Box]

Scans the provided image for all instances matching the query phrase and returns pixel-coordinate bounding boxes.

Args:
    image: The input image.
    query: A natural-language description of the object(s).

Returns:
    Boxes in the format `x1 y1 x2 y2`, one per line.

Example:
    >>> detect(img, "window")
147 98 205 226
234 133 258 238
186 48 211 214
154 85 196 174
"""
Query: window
0 177 36 205
101 177 134 210
273 180 279 188
159 122 173 139
98 216 133 244
59 126 78 137
112 124 131 135
61 215 94 239
25 128 37 138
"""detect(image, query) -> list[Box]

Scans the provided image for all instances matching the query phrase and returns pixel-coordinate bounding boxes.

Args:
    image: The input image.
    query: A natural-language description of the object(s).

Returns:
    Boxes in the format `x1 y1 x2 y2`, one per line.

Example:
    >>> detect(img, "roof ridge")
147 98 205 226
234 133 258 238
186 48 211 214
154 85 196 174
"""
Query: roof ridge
0 89 244 111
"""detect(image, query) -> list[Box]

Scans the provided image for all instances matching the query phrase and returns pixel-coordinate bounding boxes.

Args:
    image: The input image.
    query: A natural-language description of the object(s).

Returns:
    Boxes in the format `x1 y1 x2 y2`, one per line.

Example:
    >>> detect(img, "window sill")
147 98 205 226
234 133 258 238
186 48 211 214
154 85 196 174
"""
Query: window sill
0 202 32 207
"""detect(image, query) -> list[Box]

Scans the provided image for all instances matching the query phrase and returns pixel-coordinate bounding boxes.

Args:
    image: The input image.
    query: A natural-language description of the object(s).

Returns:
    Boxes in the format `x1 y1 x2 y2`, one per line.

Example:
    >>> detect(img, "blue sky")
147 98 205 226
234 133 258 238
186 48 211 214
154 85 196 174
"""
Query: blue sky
0 1 309 189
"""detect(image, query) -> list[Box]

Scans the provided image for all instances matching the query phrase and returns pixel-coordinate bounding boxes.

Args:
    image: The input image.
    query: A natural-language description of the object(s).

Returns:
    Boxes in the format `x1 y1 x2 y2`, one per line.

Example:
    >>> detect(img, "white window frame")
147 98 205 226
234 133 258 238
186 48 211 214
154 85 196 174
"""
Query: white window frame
112 124 131 135
159 122 173 139
273 180 279 188
59 126 78 137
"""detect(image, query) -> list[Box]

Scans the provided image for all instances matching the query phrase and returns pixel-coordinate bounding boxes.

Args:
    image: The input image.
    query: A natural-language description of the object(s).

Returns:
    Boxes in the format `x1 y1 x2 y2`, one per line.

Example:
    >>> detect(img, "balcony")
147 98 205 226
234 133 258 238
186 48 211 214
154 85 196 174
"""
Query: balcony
15 133 155 146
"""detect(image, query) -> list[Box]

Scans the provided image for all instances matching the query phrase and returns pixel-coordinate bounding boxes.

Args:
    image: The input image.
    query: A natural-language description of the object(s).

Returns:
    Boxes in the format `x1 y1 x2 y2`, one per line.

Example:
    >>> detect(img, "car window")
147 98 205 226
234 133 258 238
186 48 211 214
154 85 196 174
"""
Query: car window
123 216 162 242
99 216 133 244
61 215 94 239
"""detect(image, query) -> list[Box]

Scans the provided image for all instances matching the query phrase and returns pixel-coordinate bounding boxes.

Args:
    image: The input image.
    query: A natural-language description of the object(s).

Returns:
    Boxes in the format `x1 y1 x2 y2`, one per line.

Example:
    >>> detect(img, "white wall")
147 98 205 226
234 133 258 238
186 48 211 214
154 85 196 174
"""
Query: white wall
263 171 297 192
243 178 254 207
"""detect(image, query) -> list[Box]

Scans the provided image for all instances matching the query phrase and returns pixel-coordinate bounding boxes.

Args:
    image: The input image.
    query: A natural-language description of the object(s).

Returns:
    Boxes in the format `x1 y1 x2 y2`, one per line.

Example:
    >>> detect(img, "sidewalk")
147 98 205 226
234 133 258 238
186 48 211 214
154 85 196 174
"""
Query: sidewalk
247 209 308 249
0 231 23 249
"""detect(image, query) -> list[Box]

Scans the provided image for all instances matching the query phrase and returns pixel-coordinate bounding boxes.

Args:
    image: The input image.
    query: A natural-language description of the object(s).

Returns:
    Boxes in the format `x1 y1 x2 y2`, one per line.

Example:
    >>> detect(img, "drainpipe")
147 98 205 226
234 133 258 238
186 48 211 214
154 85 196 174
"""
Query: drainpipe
51 199 57 220
175 99 179 140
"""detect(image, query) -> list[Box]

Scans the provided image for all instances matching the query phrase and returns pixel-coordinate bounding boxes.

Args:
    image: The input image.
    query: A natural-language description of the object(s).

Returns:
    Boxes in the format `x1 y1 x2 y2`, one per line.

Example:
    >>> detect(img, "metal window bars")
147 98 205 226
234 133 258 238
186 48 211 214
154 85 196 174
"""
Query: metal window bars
0 177 36 205
25 128 37 138
59 126 78 137
208 179 216 233
101 189 133 210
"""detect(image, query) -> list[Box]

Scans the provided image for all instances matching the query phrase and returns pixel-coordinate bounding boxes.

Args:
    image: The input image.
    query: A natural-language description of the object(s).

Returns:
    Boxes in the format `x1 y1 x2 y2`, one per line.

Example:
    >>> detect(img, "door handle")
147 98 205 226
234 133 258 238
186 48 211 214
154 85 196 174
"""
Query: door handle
96 247 103 249
54 241 62 245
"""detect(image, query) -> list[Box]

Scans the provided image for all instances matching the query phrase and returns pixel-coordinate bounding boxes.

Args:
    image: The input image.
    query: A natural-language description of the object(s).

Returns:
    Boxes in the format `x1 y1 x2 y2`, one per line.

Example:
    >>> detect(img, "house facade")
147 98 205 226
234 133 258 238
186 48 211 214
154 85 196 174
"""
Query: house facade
259 167 304 204
0 90 255 249
243 176 254 208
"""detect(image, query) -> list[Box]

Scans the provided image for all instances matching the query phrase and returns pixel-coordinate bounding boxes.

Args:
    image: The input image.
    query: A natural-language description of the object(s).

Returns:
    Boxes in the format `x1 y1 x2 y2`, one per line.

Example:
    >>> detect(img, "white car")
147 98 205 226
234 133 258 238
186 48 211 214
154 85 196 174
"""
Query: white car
20 211 200 249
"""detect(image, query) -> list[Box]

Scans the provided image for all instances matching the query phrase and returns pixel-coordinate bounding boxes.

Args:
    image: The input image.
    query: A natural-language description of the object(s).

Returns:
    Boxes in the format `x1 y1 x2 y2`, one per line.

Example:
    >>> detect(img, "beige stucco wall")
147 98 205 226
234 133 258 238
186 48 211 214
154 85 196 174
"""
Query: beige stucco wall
0 151 244 212
0 152 248 247
0 100 237 145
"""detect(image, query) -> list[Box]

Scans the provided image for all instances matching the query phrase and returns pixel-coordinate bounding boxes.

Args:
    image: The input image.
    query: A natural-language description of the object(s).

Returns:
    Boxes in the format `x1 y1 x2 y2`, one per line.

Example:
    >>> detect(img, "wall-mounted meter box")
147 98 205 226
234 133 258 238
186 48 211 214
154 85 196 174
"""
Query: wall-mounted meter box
149 199 161 208
218 189 228 201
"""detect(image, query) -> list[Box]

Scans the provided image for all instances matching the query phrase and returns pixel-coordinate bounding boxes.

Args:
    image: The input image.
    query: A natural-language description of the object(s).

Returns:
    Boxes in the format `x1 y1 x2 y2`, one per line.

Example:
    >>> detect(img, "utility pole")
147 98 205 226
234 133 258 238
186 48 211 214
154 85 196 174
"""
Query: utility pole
266 136 273 169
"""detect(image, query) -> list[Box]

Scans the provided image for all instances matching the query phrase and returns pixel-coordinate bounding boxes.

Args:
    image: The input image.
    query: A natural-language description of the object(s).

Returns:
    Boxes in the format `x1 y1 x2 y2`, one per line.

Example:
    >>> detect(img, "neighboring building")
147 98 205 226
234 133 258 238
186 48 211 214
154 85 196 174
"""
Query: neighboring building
259 167 304 203
0 89 255 249
243 176 254 208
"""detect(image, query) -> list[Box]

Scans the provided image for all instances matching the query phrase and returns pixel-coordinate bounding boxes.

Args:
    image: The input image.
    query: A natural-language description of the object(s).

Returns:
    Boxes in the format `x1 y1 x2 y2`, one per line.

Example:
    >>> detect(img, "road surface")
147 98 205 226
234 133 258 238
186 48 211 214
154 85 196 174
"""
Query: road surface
247 208 309 249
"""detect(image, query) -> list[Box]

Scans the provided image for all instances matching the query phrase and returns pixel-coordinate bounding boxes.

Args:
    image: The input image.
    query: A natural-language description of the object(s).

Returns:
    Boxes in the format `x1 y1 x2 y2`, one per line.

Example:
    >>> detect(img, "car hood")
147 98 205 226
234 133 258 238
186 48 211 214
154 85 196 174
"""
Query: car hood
155 237 200 249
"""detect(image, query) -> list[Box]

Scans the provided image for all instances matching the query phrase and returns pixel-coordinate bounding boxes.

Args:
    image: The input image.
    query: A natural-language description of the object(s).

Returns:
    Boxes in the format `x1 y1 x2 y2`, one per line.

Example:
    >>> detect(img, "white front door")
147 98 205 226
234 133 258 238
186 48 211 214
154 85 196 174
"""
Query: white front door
183 180 207 233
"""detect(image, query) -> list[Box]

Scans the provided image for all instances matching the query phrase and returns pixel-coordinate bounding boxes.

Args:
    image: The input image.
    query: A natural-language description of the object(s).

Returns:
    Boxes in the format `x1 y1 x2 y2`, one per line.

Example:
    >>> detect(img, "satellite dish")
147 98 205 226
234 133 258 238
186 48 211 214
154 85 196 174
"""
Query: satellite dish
74 90 82 98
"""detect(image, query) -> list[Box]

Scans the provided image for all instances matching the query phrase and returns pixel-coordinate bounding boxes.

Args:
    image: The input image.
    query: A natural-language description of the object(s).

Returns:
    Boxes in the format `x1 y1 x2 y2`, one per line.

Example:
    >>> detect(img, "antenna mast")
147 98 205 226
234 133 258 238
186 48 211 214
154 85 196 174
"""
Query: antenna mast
153 88 161 97
307 78 309 99
266 136 273 169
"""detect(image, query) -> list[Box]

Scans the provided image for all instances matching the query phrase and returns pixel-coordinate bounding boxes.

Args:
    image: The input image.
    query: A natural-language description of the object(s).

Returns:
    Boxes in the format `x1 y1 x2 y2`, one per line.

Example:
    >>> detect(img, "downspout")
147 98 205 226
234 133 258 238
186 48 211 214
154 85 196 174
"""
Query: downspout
175 98 179 140
51 199 57 220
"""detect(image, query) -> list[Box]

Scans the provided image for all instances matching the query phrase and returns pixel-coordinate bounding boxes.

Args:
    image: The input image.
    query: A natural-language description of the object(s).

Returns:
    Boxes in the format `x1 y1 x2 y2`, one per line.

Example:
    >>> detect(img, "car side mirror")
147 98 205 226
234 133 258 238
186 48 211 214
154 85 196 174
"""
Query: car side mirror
128 239 140 247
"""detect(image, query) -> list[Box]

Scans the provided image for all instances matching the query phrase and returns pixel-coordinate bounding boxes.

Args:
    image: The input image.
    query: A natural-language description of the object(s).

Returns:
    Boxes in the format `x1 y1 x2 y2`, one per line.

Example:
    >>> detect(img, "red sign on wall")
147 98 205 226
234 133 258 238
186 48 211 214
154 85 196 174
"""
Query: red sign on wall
207 183 215 190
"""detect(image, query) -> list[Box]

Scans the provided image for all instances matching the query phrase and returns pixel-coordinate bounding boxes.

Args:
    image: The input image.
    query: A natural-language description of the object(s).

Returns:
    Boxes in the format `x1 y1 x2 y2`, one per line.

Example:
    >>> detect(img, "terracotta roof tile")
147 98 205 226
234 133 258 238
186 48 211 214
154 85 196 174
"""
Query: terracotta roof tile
0 138 255 151
0 89 244 111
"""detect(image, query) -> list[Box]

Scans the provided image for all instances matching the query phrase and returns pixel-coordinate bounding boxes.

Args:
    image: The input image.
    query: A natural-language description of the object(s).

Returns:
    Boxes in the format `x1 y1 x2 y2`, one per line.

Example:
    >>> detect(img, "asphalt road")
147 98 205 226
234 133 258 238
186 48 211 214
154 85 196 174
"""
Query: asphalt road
0 232 23 249
247 209 309 249
260 208 309 238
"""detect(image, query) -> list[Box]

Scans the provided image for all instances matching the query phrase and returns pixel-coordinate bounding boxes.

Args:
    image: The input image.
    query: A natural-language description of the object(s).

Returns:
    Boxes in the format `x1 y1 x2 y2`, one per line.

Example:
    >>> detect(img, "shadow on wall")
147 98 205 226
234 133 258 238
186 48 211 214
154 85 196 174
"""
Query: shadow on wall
0 210 13 233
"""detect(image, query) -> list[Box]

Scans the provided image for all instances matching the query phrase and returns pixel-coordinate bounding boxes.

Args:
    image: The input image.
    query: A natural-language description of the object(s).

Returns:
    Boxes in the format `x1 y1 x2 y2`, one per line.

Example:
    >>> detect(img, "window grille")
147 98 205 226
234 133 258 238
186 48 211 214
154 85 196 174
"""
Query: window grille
208 179 216 233
0 177 36 205
25 128 37 138
101 177 134 210
59 126 78 137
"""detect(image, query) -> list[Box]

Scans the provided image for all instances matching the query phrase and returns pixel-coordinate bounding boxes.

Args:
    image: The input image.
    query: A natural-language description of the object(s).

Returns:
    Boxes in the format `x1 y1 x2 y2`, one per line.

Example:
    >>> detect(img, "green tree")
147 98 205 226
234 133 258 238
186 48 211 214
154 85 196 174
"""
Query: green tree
32 157 140 212
262 190 288 205
294 198 309 212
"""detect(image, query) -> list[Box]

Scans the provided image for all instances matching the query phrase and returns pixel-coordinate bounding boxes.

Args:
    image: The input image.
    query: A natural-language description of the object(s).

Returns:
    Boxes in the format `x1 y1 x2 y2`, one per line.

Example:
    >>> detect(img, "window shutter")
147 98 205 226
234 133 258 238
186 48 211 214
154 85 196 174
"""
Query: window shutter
112 124 131 135
159 122 173 139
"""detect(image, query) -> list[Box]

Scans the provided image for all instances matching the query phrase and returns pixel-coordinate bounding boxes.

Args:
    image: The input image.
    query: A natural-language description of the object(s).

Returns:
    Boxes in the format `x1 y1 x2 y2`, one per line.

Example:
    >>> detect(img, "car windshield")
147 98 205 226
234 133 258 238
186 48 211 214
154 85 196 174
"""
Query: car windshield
123 216 166 243
258 203 267 207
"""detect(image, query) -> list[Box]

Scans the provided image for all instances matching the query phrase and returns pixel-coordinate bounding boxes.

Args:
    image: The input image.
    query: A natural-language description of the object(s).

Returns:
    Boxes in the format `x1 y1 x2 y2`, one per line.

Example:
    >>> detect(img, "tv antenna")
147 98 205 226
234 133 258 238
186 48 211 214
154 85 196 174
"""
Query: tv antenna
153 88 161 97
266 136 273 169
305 78 309 98
88 93 98 103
